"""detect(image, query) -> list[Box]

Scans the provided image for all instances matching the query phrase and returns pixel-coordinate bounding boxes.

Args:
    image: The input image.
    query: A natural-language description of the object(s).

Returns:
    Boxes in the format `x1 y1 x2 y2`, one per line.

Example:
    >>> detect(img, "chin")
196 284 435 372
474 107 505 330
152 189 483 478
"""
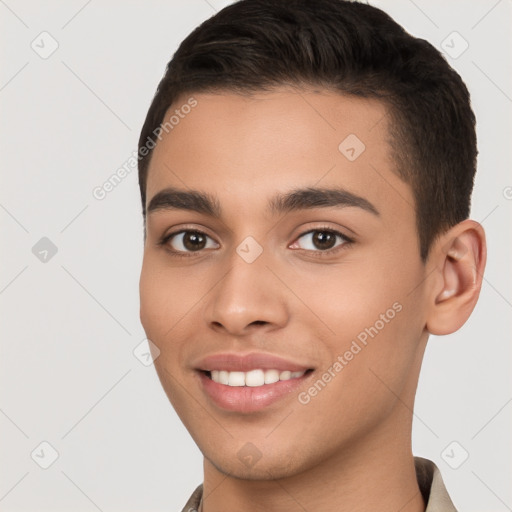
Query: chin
202 441 312 481
209 456 301 481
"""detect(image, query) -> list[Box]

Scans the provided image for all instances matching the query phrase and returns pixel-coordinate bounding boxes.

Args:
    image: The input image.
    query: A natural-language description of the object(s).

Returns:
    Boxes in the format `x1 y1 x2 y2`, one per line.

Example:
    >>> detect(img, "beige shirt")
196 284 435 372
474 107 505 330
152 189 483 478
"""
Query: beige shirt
180 457 457 512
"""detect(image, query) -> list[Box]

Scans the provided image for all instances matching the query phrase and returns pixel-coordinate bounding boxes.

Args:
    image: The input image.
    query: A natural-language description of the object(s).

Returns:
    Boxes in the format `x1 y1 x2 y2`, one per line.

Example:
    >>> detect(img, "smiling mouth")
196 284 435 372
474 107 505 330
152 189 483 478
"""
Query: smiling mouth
202 368 314 387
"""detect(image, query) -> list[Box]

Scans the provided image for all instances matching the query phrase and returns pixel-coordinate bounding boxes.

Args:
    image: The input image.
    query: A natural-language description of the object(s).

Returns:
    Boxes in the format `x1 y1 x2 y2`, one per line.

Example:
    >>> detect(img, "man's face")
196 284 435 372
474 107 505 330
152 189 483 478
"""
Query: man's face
139 89 430 479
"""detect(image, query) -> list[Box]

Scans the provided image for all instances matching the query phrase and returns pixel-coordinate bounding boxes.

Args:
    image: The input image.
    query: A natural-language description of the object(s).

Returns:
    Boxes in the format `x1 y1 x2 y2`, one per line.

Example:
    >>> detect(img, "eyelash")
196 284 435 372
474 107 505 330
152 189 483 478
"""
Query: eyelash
157 226 354 259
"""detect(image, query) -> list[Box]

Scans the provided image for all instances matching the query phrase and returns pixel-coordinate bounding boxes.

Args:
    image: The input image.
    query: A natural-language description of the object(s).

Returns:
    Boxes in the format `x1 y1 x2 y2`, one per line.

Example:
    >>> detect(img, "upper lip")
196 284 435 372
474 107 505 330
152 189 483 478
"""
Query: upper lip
193 352 314 373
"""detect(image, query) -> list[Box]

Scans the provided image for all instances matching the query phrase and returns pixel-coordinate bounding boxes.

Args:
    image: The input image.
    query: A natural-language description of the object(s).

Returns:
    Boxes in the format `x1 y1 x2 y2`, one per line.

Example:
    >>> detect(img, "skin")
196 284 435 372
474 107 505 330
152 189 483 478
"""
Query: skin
139 88 486 512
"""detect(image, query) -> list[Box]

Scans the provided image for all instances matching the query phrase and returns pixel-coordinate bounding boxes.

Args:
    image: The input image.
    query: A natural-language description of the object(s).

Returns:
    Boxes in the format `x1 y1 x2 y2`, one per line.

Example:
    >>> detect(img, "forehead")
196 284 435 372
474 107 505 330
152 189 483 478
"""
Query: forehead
145 88 413 222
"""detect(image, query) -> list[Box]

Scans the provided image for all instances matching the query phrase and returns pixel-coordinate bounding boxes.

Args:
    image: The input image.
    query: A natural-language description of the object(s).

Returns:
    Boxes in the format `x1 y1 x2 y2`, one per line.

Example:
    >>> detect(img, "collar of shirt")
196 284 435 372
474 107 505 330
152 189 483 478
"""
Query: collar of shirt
180 456 457 512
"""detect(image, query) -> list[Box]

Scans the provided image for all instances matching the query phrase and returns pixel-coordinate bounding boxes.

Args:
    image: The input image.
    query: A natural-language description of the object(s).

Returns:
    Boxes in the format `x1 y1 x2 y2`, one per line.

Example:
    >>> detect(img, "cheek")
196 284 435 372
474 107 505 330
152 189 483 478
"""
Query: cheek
291 258 424 403
139 257 193 358
290 260 404 342
139 259 197 408
139 254 198 333
139 261 167 338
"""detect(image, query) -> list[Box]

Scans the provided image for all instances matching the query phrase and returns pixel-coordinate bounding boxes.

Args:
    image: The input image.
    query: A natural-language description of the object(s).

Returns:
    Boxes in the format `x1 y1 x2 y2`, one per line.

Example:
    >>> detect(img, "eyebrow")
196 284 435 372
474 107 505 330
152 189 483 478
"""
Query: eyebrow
146 186 380 218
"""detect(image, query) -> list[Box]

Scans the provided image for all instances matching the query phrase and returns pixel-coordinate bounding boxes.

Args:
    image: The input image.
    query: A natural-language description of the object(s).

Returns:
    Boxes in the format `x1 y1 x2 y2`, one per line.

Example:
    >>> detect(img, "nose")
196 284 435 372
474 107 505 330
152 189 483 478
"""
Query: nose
203 247 289 337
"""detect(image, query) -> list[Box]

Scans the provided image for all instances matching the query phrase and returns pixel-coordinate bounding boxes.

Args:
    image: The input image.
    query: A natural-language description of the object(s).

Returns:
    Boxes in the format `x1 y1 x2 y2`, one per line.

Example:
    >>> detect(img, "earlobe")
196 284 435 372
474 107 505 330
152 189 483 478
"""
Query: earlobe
426 220 486 335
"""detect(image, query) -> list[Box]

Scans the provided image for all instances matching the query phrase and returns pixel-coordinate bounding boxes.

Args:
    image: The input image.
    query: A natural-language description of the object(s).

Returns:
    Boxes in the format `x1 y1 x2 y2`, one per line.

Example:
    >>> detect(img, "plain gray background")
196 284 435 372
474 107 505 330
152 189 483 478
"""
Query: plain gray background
1 1 511 510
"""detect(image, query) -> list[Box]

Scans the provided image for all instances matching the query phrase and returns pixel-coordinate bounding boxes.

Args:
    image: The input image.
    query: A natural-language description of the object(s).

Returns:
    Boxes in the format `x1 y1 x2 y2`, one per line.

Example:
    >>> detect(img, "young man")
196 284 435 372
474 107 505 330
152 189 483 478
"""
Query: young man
137 1 486 510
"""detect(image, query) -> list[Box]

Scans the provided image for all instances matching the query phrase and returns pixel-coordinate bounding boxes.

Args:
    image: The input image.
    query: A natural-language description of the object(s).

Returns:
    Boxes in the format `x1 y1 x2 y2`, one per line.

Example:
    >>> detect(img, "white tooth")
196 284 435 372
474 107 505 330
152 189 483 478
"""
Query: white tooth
228 371 246 386
279 370 292 381
264 369 280 384
245 369 265 387
212 369 303 386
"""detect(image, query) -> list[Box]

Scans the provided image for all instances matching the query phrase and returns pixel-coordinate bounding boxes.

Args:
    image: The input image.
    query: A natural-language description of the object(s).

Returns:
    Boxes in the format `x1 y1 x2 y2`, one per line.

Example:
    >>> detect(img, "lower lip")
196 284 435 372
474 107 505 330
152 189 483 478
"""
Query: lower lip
197 371 313 413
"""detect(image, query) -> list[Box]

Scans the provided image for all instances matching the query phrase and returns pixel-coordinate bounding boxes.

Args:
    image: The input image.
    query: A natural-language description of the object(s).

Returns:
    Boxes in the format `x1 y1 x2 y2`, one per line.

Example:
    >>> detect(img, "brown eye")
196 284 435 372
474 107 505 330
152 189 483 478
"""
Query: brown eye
311 231 337 250
167 230 218 253
294 229 349 252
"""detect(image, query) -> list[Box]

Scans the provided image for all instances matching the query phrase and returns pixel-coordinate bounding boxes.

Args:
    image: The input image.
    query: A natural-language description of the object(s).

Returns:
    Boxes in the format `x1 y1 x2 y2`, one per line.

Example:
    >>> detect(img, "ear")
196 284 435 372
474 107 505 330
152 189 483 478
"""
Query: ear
425 220 487 335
